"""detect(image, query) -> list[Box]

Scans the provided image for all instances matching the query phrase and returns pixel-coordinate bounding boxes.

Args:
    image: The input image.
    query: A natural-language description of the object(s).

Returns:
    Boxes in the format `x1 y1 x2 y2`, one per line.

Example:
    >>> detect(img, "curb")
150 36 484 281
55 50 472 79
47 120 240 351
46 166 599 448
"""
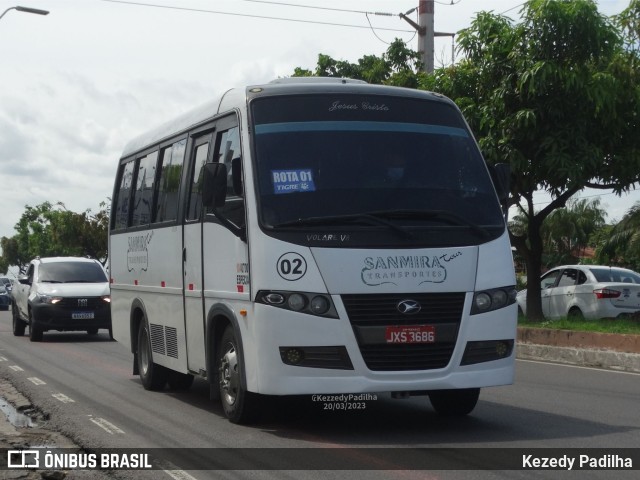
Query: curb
516 327 640 373
516 343 640 373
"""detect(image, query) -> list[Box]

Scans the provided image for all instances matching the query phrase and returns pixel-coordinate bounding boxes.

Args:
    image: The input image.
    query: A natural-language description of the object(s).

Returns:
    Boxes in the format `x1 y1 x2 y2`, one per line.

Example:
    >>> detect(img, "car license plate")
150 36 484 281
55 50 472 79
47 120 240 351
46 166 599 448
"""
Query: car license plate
72 312 95 320
385 325 435 344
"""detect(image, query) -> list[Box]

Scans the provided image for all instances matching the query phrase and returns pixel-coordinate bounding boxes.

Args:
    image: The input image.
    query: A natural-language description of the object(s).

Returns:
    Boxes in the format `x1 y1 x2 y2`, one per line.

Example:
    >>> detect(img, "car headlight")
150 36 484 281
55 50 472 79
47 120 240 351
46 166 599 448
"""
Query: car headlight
101 295 111 303
37 294 63 304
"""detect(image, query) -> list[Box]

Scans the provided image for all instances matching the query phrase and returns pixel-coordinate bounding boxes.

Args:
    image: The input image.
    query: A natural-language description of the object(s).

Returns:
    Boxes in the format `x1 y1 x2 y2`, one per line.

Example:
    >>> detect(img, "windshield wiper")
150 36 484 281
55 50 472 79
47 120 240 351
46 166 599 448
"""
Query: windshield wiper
363 209 492 239
273 213 413 239
39 280 62 283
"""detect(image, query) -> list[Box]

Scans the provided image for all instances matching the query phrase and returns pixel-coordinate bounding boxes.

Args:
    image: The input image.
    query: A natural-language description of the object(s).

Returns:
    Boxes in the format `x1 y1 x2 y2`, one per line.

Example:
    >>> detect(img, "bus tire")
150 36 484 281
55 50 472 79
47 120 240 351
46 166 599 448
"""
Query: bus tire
429 388 480 416
218 325 260 424
137 320 168 390
167 371 194 391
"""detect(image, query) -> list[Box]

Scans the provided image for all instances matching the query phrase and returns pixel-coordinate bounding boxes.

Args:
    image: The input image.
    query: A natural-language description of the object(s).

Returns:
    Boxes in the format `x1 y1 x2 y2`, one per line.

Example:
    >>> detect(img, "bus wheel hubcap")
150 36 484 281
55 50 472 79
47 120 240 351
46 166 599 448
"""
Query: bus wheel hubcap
140 330 150 375
220 346 239 406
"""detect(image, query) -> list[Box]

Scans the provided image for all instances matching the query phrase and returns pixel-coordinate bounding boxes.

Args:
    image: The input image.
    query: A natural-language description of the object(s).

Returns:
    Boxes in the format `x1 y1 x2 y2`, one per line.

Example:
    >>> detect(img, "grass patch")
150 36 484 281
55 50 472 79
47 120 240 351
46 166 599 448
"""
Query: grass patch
518 316 640 335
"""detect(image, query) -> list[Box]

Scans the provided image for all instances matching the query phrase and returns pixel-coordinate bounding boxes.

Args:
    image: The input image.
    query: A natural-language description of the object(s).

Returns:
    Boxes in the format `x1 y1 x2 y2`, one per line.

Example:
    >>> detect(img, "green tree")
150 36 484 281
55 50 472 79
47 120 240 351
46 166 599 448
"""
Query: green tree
428 0 640 320
541 198 607 266
292 38 424 87
510 197 607 269
0 202 109 274
596 202 640 269
616 0 640 52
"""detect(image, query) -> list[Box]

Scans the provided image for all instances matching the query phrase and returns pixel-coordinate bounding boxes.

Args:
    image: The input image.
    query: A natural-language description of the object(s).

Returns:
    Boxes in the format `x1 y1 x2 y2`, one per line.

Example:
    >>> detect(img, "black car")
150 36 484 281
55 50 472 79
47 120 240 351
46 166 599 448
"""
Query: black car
0 285 10 310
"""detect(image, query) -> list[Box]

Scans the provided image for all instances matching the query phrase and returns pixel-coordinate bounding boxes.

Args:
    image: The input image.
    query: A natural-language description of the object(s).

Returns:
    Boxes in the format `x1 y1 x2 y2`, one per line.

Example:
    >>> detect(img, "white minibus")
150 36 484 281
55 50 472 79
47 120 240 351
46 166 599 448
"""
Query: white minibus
109 78 516 423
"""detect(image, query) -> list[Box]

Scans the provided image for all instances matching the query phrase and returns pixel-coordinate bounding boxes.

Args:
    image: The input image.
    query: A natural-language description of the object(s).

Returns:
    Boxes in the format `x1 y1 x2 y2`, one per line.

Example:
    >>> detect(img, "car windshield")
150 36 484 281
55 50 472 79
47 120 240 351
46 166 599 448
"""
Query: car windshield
589 267 640 284
251 94 505 247
38 262 107 283
0 286 7 293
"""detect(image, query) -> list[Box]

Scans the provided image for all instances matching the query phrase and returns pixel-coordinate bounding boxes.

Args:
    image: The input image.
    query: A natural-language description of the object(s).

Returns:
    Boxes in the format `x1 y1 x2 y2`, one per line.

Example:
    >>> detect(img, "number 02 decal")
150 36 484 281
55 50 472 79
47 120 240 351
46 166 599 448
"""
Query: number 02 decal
277 252 307 281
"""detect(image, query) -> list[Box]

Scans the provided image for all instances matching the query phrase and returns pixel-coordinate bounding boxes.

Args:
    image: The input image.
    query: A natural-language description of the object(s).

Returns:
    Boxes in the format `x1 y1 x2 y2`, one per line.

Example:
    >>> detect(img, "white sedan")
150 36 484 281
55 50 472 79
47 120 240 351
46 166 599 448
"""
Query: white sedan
517 265 640 320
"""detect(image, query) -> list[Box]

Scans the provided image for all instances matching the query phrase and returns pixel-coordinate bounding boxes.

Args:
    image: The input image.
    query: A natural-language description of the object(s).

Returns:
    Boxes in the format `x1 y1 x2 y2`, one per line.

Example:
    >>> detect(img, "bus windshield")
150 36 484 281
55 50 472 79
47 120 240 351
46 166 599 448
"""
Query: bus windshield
251 94 504 245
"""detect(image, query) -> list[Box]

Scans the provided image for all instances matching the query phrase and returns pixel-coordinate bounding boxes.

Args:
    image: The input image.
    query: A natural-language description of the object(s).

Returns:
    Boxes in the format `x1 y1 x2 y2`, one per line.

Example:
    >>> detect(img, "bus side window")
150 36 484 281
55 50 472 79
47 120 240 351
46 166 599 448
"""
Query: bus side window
186 140 211 221
153 139 186 223
112 160 135 230
213 126 245 227
130 151 158 227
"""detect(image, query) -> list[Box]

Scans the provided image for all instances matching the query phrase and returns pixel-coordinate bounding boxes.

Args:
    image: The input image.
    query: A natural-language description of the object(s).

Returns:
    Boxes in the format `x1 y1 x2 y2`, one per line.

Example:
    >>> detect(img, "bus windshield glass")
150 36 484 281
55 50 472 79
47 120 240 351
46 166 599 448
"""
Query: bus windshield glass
251 94 504 244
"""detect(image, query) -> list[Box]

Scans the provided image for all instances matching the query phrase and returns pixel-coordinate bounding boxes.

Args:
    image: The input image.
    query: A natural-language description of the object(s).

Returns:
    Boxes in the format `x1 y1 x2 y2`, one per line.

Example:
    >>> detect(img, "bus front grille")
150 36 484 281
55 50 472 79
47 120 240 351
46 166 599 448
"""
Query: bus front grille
341 293 465 371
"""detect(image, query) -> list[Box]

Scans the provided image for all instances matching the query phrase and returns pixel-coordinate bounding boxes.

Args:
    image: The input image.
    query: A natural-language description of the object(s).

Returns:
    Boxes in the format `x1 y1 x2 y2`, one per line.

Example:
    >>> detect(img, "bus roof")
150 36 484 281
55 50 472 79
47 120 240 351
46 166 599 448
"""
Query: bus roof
120 78 452 158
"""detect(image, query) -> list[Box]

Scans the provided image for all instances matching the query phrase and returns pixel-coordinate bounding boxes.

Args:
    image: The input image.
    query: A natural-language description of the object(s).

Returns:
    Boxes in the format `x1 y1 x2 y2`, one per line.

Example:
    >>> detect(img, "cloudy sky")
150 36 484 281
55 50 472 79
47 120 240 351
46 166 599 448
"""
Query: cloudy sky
0 0 636 258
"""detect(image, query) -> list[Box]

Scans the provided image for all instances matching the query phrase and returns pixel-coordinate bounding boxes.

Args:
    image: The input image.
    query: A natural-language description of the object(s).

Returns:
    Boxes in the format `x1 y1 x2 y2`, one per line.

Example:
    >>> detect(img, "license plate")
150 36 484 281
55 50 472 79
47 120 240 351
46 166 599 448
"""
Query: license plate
72 312 95 320
385 325 435 344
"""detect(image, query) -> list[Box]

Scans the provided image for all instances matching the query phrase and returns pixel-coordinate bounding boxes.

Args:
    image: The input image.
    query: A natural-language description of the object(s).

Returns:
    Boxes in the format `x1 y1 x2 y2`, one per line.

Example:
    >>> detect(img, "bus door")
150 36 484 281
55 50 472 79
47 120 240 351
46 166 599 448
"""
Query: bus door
183 131 214 373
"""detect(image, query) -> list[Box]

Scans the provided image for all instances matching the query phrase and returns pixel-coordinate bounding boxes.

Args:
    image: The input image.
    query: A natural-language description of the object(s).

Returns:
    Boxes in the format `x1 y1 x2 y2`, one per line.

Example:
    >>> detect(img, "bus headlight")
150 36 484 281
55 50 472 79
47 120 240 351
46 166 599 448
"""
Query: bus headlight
287 293 306 311
470 287 517 315
257 290 338 318
310 296 330 315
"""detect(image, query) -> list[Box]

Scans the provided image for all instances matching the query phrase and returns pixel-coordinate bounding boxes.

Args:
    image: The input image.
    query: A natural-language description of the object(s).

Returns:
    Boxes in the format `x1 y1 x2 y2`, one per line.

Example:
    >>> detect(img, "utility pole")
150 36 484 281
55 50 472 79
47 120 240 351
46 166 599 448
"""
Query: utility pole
421 0 435 74
400 0 455 74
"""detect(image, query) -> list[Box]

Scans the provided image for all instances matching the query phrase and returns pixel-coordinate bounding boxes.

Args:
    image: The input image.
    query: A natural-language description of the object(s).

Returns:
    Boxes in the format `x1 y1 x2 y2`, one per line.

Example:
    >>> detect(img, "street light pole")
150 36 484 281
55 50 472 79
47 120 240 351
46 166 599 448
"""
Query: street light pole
0 6 50 22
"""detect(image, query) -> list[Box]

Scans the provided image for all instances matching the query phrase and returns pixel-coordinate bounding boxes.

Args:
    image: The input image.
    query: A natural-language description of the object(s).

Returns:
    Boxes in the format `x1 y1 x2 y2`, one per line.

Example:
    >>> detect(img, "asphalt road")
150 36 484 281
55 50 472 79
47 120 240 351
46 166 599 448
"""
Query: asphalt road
0 309 639 480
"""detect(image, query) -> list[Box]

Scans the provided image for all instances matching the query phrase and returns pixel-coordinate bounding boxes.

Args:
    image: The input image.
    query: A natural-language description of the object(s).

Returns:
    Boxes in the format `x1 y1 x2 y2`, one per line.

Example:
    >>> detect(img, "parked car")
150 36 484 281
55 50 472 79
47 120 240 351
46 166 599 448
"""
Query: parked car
0 285 10 310
12 257 111 341
517 265 640 320
0 276 12 293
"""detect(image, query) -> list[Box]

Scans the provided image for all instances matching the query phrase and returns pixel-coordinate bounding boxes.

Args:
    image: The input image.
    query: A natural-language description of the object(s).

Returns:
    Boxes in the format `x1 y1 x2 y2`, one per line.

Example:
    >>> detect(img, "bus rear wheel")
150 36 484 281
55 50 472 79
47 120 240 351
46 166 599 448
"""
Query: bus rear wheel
429 388 480 416
137 320 168 390
217 325 259 424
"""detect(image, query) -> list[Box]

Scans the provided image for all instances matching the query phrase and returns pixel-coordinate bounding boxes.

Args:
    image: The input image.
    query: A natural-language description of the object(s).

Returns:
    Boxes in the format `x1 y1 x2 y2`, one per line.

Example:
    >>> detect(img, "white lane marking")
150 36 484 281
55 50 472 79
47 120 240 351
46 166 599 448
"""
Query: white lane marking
27 377 46 385
9 365 23 371
0 356 7 361
89 416 125 435
52 393 75 403
164 470 199 480
517 358 640 375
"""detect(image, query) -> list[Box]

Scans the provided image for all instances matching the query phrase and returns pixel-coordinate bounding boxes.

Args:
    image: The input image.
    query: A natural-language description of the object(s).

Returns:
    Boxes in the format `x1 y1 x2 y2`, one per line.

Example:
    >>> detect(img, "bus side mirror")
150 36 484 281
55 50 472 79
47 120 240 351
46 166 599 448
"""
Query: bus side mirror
203 162 227 208
231 157 243 197
491 163 510 205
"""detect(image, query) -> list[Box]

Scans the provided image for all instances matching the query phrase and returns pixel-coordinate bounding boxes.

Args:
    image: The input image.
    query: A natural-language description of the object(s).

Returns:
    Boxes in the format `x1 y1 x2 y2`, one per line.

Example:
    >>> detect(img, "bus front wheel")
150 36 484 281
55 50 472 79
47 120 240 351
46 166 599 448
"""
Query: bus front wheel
429 388 480 416
217 325 259 424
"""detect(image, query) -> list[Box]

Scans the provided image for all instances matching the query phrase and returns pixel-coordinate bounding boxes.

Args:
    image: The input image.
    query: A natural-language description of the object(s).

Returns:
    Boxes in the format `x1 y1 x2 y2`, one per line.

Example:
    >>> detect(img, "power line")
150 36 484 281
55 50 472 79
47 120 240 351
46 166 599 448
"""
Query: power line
500 2 526 15
236 0 387 16
366 10 417 46
530 188 640 208
98 0 413 32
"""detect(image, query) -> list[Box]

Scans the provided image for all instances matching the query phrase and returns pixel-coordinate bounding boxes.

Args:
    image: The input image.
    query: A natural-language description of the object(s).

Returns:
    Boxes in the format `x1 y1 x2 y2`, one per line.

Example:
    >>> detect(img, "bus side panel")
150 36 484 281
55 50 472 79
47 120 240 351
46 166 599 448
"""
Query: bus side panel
201 221 253 374
475 233 517 291
110 226 189 373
